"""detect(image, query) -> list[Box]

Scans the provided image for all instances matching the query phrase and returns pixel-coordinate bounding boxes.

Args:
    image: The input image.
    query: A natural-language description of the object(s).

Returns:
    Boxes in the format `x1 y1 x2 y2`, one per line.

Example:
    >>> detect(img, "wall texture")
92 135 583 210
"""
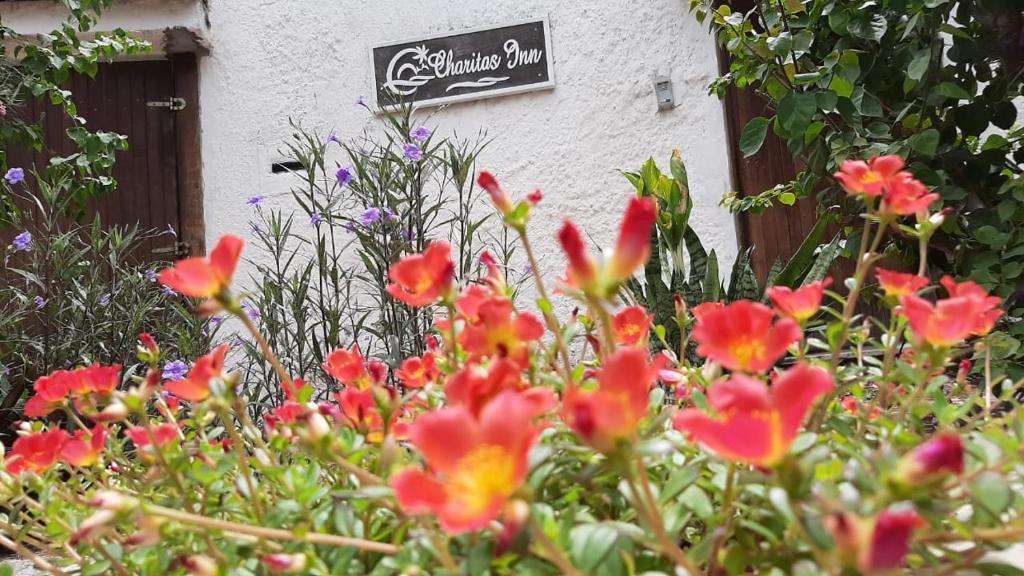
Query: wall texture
3 0 739 303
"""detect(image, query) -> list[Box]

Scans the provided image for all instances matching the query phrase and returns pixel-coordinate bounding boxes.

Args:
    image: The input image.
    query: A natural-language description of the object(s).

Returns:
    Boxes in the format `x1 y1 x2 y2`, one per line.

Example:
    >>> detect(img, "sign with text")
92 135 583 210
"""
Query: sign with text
371 19 554 108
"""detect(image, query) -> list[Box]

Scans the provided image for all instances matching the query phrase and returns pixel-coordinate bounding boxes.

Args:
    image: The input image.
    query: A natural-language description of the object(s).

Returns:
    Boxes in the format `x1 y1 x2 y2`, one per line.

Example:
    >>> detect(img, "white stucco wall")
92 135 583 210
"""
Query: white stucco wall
2 0 739 308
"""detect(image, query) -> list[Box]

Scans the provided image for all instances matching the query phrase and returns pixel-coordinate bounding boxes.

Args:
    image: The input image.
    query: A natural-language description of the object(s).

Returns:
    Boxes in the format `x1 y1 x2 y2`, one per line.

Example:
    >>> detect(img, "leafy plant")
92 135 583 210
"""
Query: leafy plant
688 0 1024 376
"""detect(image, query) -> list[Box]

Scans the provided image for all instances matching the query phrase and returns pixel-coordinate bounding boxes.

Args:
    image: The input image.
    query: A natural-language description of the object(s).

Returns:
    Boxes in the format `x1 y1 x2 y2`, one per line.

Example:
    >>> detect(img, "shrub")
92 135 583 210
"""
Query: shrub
1 157 1022 575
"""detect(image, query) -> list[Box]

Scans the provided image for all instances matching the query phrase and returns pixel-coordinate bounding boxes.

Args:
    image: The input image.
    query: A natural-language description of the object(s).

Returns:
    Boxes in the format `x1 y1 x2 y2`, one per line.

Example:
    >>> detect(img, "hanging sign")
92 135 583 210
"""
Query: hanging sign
371 19 554 108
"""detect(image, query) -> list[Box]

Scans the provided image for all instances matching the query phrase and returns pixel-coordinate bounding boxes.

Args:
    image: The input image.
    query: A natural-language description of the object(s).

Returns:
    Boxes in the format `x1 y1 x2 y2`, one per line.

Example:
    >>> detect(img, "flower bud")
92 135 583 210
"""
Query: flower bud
895 433 963 486
955 359 972 388
305 412 331 442
701 361 721 382
260 553 307 573
87 490 137 511
180 554 219 576
93 400 129 423
125 515 163 547
71 509 116 545
477 171 514 215
496 499 530 555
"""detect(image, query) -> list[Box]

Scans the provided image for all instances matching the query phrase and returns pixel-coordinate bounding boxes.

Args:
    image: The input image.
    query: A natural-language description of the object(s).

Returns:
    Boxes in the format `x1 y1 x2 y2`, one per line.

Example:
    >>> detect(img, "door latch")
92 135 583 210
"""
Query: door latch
146 97 187 111
152 241 191 258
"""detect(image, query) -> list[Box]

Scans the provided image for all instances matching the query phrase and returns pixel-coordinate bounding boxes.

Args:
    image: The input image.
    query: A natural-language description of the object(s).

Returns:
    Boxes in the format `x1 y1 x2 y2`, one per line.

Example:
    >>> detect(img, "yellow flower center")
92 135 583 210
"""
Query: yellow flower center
446 445 516 516
730 340 765 370
860 171 883 184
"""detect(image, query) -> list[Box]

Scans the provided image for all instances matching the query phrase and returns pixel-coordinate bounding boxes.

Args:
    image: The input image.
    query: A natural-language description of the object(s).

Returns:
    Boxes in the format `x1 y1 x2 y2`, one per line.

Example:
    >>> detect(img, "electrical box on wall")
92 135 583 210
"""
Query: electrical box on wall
654 75 674 111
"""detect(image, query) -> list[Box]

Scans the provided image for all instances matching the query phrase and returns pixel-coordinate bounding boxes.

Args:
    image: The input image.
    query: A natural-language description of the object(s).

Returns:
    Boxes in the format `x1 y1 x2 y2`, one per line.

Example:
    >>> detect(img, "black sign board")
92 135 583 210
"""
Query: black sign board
371 19 554 108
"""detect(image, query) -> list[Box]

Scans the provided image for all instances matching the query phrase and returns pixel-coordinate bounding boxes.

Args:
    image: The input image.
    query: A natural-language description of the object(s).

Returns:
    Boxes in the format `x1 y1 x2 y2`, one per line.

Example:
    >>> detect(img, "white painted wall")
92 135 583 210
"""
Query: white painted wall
2 0 739 307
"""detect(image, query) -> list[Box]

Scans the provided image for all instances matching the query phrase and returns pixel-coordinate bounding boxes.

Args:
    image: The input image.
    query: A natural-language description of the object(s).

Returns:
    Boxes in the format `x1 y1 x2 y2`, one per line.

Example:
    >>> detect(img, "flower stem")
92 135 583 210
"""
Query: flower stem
518 229 575 389
145 503 400 553
239 311 292 388
216 405 264 522
632 456 705 576
983 337 993 417
530 516 582 576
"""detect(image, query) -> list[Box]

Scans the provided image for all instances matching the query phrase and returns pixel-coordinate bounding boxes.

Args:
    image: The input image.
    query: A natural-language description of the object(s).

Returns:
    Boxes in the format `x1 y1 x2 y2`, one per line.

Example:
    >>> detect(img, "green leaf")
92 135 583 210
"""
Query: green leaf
934 81 972 101
0 564 12 576
972 563 1024 576
777 92 817 137
849 13 887 41
779 192 797 205
570 523 620 573
775 214 830 287
851 87 882 117
660 465 702 505
740 117 771 158
680 485 713 519
907 129 940 158
972 471 1012 516
908 50 930 81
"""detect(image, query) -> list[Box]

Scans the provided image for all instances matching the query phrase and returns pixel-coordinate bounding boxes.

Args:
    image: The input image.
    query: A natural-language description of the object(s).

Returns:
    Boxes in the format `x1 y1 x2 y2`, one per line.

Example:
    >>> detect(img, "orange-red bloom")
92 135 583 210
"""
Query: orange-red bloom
395 353 440 389
899 294 988 348
828 508 927 573
335 388 404 442
461 297 544 368
4 429 69 475
159 235 243 299
446 358 556 418
60 425 108 467
126 423 179 460
691 302 724 322
673 363 834 467
613 306 653 346
767 278 832 323
323 346 370 389
691 300 801 373
164 344 230 402
876 268 928 301
834 155 906 197
607 196 658 283
563 347 655 453
24 364 121 418
386 242 455 307
881 174 940 216
391 391 541 533
477 171 514 215
557 221 598 289
940 276 1003 336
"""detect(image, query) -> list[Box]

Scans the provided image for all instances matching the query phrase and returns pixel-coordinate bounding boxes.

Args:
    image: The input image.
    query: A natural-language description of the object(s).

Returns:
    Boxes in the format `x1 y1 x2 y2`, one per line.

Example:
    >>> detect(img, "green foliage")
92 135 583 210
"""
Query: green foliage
0 177 205 429
0 0 150 224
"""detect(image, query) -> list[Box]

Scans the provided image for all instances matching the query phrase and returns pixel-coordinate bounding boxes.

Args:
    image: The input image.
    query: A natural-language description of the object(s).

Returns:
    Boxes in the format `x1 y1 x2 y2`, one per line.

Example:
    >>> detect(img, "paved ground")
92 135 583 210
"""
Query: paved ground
1 558 35 576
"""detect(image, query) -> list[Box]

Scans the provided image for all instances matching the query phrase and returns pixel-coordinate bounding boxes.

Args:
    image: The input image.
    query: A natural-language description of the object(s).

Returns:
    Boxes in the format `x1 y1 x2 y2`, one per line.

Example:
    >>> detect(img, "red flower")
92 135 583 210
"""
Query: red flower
164 345 230 402
557 221 598 289
607 196 658 283
159 235 243 298
940 276 1003 336
527 189 543 205
673 363 834 467
840 395 880 420
691 301 724 322
138 332 159 354
613 306 653 346
260 554 307 574
864 509 927 572
4 429 69 475
391 391 541 533
876 268 928 301
323 346 370 389
767 278 832 323
265 402 307 430
126 424 179 460
336 387 403 442
834 155 906 197
461 297 545 368
24 364 122 418
23 372 72 418
477 171 514 215
899 294 987 348
447 358 556 418
386 242 455 307
395 353 440 389
691 300 801 373
896 433 963 486
563 348 655 453
60 425 108 467
881 174 940 216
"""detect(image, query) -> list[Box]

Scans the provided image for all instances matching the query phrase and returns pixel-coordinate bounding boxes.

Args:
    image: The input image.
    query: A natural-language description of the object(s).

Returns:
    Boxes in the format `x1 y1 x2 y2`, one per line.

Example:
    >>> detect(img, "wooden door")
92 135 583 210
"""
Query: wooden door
4 59 193 261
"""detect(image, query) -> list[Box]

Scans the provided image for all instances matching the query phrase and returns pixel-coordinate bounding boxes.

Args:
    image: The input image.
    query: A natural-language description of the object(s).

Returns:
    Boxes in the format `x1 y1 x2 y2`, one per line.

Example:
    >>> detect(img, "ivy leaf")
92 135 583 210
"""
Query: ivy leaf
933 82 972 101
740 117 771 158
907 129 940 157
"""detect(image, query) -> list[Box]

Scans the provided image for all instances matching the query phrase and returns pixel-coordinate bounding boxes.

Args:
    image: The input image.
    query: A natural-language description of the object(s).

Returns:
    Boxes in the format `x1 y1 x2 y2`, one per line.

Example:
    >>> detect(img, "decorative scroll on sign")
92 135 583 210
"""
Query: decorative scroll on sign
371 19 554 108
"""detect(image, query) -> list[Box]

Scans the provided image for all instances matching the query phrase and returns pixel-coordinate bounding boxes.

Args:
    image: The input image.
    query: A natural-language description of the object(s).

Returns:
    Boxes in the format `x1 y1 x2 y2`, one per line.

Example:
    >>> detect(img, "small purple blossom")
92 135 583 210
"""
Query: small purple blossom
360 207 382 227
11 230 31 252
402 227 416 241
355 95 367 107
412 127 432 142
522 264 533 275
5 167 24 185
336 166 354 187
343 221 356 233
325 131 341 145
145 268 158 282
246 195 264 207
241 301 261 322
383 207 398 223
33 295 46 308
162 360 189 381
403 143 423 162
164 224 177 237
210 315 226 327
310 212 323 226
99 293 110 306
162 285 177 297
232 336 245 348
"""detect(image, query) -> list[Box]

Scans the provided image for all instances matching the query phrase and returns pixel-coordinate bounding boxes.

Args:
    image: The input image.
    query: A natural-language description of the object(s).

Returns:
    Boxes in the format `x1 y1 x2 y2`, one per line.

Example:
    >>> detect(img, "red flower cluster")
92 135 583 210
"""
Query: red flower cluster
835 155 939 216
4 425 110 475
160 235 243 299
900 276 1003 348
23 364 122 419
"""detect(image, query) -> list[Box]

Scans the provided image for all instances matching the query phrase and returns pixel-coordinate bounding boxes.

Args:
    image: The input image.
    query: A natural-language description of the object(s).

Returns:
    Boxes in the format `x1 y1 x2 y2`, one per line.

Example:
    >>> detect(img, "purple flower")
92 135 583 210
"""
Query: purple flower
355 95 367 107
33 295 46 308
241 301 261 322
325 131 341 145
250 222 262 235
360 207 382 227
412 127 432 142
402 227 416 241
145 269 158 282
310 212 323 226
210 315 226 327
383 207 398 223
522 264 533 275
11 230 31 252
162 285 177 297
336 166 354 187
164 224 177 237
5 167 24 185
403 144 423 162
343 221 356 233
99 293 110 306
162 360 188 381
232 336 245 348
246 195 264 207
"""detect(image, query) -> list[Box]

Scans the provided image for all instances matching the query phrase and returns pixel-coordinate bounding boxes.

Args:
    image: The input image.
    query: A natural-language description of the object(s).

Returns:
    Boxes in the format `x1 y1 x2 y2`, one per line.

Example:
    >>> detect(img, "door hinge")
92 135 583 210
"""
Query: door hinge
152 241 191 258
146 97 187 111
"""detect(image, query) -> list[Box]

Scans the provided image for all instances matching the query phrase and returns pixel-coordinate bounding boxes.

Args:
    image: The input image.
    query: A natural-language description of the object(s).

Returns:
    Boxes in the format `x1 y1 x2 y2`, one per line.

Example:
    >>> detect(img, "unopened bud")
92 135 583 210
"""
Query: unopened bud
87 490 137 511
180 554 219 576
260 553 307 573
305 412 331 442
71 509 117 545
701 361 722 382
93 401 129 423
254 448 273 468
125 515 163 547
